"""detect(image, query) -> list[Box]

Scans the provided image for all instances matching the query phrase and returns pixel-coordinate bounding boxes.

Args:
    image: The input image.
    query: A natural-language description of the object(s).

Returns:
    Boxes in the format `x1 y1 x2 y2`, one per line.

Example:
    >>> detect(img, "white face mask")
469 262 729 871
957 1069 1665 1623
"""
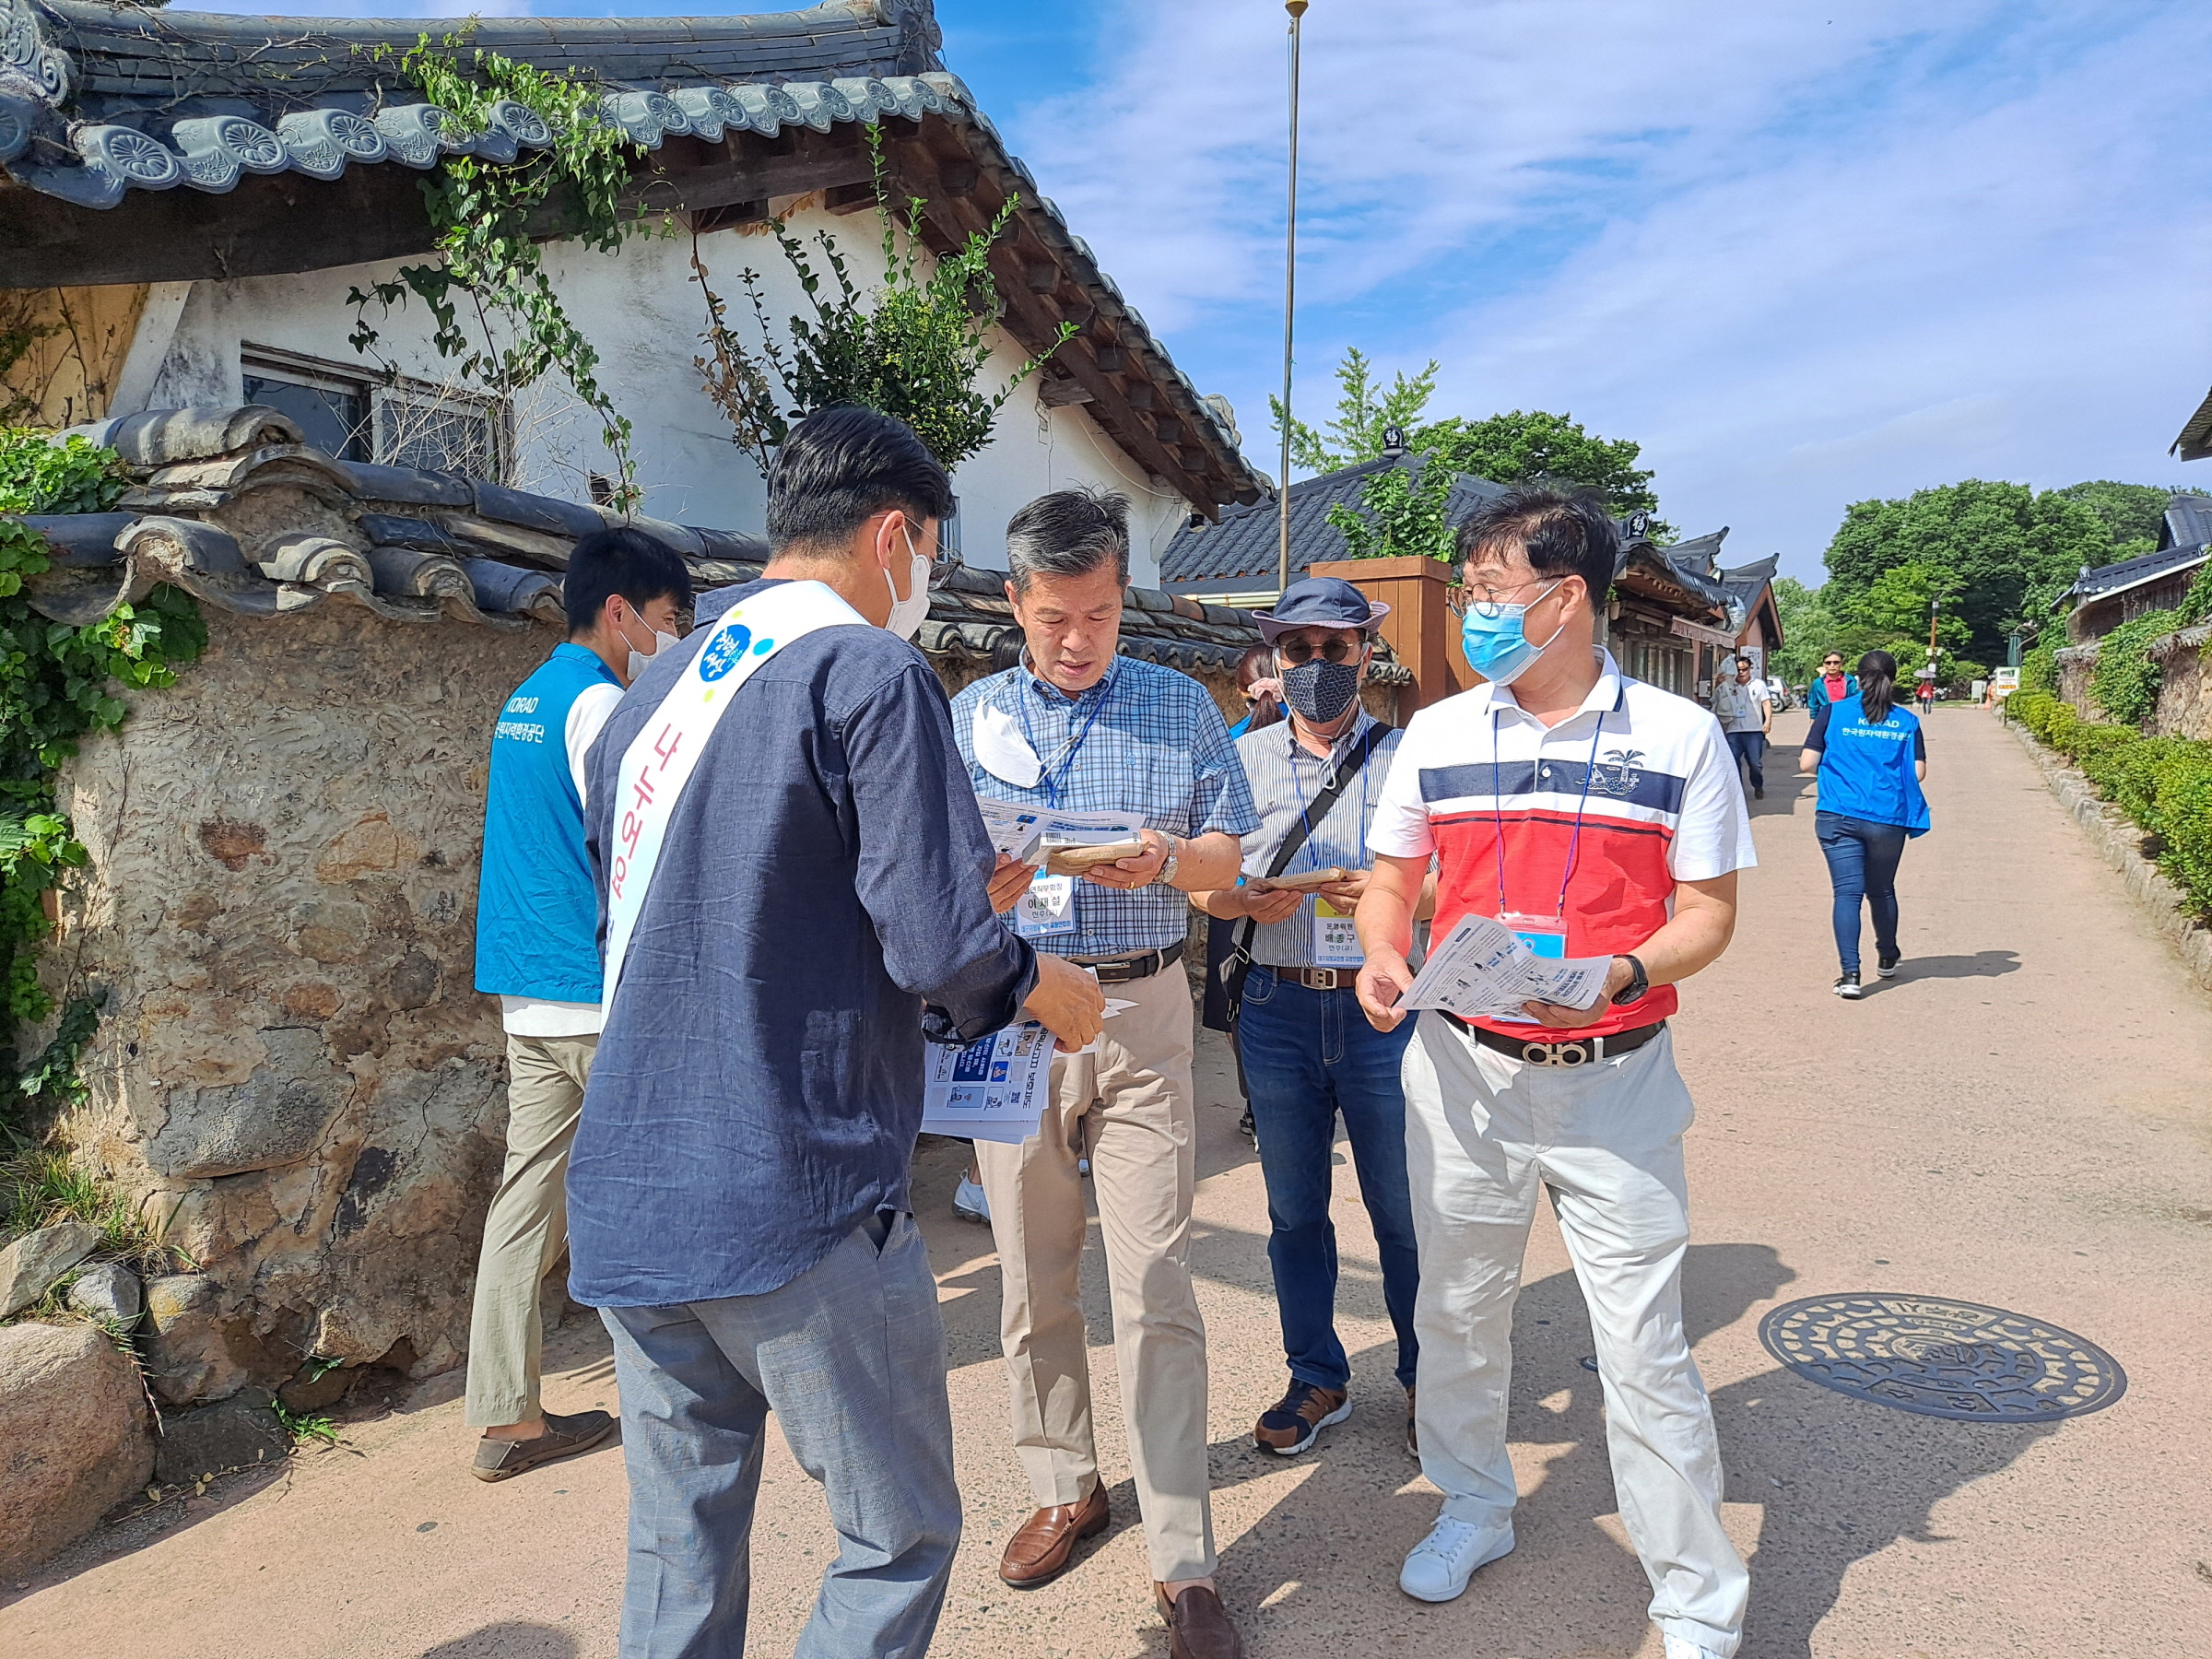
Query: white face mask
618 610 680 683
883 524 932 642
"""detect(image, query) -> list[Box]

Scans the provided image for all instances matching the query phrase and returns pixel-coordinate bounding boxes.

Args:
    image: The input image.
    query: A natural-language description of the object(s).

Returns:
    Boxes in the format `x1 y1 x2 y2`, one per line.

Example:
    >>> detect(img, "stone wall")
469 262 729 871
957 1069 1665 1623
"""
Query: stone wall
50 604 540 1401
2056 628 2212 740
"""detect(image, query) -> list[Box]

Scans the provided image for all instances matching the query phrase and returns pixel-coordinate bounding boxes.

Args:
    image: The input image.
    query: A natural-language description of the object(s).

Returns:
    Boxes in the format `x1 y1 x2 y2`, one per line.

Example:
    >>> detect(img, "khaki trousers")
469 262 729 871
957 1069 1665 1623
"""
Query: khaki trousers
465 1031 596 1427
974 965 1216 1583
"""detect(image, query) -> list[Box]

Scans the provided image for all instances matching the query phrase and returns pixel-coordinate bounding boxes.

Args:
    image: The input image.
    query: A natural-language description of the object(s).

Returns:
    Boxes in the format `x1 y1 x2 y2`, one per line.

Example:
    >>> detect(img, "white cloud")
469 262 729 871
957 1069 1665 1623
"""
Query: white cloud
991 0 2212 577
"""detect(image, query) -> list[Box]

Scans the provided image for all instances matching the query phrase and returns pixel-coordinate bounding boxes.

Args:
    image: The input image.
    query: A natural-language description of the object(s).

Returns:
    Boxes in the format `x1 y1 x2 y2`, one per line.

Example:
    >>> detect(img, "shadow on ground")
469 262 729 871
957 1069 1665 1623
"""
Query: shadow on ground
420 1624 580 1657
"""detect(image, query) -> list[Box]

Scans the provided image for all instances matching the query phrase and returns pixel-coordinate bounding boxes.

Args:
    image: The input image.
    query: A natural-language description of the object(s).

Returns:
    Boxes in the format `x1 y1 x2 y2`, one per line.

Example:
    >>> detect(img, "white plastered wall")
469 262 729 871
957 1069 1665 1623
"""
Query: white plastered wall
143 202 1192 585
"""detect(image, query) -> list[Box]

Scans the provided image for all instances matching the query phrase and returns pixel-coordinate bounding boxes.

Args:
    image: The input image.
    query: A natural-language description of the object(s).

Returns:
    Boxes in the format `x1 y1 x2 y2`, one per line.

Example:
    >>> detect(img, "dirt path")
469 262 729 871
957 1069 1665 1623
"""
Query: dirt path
5 707 2208 1658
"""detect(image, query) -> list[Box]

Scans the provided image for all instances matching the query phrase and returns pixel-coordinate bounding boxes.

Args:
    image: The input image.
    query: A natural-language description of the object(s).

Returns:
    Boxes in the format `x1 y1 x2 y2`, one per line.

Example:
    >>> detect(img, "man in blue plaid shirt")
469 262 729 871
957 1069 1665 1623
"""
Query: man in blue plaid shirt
950 487 1259 1659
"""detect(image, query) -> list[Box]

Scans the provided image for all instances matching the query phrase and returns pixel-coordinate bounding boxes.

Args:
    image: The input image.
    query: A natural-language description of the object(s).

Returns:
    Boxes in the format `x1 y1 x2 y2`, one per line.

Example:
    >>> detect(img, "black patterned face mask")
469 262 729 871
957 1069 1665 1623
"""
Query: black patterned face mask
1280 657 1361 724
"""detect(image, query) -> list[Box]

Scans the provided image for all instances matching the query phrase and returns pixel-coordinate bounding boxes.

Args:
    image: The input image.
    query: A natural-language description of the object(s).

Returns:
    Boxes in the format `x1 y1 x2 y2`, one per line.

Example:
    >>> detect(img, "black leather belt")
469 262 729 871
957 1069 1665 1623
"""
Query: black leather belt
1074 939 1185 985
1255 964 1355 992
1442 1014 1665 1068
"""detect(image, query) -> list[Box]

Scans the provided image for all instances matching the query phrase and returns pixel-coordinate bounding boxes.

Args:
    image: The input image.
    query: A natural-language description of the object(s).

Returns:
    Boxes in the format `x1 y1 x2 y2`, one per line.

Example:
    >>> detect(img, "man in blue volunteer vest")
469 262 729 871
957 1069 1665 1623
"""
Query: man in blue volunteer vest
466 526 692 1481
567 407 1103 1658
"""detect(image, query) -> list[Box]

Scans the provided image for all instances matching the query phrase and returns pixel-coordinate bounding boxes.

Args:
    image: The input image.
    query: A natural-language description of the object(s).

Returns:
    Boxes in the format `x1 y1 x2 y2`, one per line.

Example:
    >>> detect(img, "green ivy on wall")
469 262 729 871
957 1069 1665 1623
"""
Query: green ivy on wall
347 38 653 508
0 431 206 1136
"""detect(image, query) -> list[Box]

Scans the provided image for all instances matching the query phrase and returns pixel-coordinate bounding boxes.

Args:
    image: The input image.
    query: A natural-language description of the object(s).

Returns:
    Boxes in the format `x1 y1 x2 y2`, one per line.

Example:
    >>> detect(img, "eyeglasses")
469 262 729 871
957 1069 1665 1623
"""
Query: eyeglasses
1463 575 1561 618
1277 636 1365 665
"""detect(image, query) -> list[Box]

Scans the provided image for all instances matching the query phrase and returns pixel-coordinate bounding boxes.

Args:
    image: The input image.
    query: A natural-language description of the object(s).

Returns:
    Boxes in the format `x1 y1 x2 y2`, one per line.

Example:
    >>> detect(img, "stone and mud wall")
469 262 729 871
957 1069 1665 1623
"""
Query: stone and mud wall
2056 627 2212 739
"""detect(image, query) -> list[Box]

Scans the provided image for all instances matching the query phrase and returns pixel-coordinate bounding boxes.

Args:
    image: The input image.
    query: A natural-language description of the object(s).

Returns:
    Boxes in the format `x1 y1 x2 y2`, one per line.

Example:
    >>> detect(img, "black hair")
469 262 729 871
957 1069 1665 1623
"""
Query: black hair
1857 649 1899 724
1735 654 1754 668
1453 482 1618 608
987 629 1027 674
766 406 954 555
563 526 693 639
1234 642 1284 731
1006 487 1132 593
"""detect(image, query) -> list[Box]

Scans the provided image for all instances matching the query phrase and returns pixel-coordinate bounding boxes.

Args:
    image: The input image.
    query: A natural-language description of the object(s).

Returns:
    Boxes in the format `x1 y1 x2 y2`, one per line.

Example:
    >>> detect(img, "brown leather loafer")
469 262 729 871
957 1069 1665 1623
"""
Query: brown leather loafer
998 1482 1110 1587
471 1409 617 1482
1155 1583 1245 1659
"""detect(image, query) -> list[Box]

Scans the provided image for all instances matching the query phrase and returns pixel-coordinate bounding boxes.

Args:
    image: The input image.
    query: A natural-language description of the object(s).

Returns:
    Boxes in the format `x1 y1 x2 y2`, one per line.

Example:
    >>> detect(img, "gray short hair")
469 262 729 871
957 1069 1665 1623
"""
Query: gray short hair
1006 487 1130 594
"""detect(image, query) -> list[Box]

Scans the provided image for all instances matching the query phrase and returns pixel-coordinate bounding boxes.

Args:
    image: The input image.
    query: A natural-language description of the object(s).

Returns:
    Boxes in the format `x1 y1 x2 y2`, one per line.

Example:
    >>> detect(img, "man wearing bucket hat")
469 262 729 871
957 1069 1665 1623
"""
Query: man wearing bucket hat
1190 576 1430 1461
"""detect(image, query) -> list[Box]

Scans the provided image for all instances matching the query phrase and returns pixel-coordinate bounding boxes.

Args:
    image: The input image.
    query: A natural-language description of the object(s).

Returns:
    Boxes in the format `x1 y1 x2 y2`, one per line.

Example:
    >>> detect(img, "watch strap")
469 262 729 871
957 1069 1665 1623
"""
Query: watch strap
1609 954 1649 1006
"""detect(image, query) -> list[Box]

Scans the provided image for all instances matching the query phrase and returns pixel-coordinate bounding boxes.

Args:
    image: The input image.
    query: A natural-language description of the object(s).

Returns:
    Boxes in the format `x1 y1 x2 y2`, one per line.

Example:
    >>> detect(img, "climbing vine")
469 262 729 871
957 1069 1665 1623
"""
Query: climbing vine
0 431 206 1135
2089 608 2181 728
347 38 652 508
693 126 1074 474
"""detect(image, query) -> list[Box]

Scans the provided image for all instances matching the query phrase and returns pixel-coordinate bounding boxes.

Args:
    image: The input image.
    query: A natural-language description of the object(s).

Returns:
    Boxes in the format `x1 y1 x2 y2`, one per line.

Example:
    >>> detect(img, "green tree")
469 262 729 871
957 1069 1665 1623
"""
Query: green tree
1269 347 1440 474
1770 576 1841 688
2052 480 2181 559
1419 410 1666 533
1324 457 1455 562
1842 559 1971 648
1821 480 2112 663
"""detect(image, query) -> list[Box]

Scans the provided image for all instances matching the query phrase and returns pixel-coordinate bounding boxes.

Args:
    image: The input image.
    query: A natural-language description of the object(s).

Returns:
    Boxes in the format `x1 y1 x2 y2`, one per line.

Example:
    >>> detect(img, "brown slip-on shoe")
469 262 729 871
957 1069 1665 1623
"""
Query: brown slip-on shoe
1154 1583 1245 1659
998 1482 1110 1587
472 1408 617 1482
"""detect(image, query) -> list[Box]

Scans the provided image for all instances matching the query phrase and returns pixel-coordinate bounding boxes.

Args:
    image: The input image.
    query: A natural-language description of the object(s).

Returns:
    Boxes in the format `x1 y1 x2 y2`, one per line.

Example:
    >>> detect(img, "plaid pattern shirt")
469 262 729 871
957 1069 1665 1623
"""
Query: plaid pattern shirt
950 655 1260 958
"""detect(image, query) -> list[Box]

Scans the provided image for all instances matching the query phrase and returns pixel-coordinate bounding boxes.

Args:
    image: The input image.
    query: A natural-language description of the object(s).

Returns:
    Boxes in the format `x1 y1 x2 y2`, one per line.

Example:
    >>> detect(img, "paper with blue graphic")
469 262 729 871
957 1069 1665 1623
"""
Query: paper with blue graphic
1402 913 1612 1023
922 1021 1054 1144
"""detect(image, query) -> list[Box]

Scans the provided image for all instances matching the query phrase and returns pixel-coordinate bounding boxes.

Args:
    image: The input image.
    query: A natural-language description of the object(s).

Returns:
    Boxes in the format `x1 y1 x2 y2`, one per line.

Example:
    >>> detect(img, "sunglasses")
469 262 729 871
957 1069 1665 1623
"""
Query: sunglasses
1277 636 1365 665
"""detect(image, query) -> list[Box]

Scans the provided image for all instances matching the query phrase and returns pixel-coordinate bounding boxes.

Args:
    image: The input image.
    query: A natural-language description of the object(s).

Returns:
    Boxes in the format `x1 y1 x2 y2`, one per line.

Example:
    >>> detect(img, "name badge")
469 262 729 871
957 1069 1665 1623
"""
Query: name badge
1014 874 1078 939
1500 911 1567 960
1313 899 1363 968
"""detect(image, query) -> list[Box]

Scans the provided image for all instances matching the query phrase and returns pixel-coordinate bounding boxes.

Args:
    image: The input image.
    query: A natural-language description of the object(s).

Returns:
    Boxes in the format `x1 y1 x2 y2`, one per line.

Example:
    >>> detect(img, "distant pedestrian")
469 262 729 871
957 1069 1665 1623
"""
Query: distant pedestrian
466 525 691 1483
1709 654 1772 798
1799 649 1931 999
1806 651 1856 717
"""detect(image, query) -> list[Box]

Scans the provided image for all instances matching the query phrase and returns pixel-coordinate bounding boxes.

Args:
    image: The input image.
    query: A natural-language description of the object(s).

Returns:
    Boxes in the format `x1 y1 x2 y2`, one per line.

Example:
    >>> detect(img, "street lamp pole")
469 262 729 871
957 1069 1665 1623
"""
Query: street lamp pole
1277 0 1308 599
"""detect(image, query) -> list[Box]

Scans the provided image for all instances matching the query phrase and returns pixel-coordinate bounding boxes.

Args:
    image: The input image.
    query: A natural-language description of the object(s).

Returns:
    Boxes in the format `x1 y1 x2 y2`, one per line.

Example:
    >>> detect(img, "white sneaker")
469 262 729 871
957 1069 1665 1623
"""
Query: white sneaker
1397 1513 1513 1602
953 1175 990 1223
1662 1635 1726 1659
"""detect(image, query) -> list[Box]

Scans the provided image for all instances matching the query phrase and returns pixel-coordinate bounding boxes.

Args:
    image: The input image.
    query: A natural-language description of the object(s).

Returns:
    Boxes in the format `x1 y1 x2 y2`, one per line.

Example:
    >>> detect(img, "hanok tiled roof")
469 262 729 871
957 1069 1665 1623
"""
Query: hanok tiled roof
2063 540 2209 606
0 0 1264 511
4 403 1309 684
1159 450 1502 599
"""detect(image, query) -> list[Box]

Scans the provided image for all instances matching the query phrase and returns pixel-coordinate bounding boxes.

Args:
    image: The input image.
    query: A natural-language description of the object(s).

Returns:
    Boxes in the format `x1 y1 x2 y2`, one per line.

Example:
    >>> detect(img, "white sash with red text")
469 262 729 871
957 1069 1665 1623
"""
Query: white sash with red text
602 580 869 1012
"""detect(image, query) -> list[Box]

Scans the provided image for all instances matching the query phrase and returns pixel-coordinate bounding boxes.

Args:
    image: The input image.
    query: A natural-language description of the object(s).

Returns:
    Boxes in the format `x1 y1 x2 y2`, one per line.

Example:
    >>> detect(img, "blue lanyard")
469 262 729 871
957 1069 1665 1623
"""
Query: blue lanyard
1292 720 1372 869
1016 663 1116 808
1491 705 1609 922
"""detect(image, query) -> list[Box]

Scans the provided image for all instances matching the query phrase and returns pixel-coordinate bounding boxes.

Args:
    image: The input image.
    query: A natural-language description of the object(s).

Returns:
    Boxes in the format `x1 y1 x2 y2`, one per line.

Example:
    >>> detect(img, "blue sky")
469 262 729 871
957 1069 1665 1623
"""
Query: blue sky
188 0 2212 581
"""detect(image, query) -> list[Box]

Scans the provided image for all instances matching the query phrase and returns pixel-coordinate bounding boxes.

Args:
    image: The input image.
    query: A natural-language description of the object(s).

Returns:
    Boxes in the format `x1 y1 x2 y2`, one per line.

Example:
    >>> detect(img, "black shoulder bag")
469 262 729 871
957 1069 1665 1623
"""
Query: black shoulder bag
1201 724 1385 1034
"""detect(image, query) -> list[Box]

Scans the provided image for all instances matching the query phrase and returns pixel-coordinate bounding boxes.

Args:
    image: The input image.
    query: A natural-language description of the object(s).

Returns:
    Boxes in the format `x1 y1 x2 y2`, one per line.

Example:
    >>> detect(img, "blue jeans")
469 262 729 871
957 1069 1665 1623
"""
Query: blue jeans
1724 729 1766 791
600 1212 959 1659
1815 810 1908 972
1237 967 1420 1391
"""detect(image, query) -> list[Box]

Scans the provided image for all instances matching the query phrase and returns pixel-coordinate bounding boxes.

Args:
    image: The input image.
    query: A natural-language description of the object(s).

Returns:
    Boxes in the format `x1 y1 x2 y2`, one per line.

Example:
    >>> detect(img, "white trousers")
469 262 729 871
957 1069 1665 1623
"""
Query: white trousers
1402 1016 1747 1656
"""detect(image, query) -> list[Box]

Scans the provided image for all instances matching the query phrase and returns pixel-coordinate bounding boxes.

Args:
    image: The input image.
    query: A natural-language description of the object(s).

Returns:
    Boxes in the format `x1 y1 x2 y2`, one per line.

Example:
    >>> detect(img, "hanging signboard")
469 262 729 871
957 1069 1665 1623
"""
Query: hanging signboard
1668 615 1740 650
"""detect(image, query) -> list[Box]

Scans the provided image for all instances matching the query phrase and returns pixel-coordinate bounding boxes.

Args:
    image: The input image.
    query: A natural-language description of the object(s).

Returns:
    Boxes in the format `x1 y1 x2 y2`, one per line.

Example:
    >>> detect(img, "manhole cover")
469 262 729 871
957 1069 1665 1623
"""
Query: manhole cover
1758 1294 2126 1422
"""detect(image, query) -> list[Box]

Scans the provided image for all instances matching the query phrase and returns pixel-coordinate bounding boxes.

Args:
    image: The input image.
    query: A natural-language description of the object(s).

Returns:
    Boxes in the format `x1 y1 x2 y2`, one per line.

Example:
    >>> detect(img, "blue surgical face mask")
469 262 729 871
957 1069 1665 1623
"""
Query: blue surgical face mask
1460 579 1566 687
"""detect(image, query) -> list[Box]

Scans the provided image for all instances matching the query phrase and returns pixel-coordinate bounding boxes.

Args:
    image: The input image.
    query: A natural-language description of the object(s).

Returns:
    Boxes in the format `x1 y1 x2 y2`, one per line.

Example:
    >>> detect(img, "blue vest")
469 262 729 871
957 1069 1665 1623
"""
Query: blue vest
475 642 622 1001
1817 700 1931 835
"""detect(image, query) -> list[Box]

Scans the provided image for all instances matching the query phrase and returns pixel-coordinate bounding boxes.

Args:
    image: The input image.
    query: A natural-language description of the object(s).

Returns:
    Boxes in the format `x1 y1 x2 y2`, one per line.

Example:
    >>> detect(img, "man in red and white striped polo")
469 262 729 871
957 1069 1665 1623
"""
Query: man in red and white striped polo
1354 484 1754 1659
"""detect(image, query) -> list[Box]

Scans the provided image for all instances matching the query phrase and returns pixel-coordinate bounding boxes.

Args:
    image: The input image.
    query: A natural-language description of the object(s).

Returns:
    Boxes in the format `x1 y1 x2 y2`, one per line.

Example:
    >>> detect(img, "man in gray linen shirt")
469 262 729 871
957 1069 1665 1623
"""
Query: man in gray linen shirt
1188 577 1428 1464
567 406 1102 1659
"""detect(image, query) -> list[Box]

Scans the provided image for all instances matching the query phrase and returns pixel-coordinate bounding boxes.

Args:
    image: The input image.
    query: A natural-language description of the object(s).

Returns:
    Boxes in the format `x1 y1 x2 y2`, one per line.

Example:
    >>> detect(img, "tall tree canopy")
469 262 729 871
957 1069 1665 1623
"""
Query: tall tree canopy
1821 480 2113 662
1273 347 1669 533
2050 479 2181 558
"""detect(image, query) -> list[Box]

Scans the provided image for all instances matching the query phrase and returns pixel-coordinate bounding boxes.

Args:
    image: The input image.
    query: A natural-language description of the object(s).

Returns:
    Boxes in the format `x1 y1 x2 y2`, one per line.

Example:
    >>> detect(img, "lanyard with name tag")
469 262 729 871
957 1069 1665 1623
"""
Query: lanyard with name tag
1013 874 1078 939
1498 911 1568 959
1312 897 1364 967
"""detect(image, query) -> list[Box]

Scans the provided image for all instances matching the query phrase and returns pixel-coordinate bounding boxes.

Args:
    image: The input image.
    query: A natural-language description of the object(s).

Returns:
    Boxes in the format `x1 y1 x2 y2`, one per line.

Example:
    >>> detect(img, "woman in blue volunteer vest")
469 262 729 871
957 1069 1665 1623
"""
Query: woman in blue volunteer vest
1798 649 1931 998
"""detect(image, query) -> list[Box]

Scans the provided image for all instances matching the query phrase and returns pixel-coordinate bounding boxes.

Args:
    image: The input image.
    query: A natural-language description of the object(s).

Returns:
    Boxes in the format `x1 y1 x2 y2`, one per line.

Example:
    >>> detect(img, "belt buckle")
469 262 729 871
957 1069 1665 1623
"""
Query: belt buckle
1308 968 1341 991
1520 1038 1594 1067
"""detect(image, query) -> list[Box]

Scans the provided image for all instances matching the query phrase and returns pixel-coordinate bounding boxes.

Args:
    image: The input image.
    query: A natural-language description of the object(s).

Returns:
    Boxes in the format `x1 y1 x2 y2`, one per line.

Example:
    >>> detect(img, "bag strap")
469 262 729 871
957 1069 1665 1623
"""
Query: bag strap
1227 721 1387 975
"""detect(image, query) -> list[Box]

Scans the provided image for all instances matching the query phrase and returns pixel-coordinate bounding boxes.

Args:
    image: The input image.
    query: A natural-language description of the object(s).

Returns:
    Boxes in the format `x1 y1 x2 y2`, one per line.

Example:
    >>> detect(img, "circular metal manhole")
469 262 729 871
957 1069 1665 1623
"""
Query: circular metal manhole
1758 1293 2126 1422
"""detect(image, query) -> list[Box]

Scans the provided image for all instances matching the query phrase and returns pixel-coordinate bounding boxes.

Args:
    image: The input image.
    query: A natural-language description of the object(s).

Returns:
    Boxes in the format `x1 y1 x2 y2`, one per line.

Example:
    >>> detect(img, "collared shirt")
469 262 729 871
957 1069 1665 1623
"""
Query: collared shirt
566 581 1038 1306
950 655 1261 958
1368 650 1755 1041
1233 711 1404 968
1712 677 1771 734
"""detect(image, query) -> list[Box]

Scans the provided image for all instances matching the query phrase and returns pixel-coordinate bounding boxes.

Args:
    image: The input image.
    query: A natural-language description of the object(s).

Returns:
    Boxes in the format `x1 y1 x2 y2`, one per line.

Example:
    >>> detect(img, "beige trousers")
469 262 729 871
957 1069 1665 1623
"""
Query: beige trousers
974 964 1216 1583
465 1031 596 1427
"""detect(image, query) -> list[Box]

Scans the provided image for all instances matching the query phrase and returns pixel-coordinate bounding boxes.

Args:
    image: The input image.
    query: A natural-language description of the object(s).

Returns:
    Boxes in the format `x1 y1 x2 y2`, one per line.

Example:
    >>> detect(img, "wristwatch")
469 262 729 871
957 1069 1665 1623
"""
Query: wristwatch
1154 833 1181 888
1609 954 1649 1006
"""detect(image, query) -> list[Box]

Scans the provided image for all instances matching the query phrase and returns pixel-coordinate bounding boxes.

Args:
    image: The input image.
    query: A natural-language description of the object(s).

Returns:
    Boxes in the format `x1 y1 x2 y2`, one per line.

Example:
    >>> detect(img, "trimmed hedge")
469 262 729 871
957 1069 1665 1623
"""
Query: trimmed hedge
2007 688 2212 918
